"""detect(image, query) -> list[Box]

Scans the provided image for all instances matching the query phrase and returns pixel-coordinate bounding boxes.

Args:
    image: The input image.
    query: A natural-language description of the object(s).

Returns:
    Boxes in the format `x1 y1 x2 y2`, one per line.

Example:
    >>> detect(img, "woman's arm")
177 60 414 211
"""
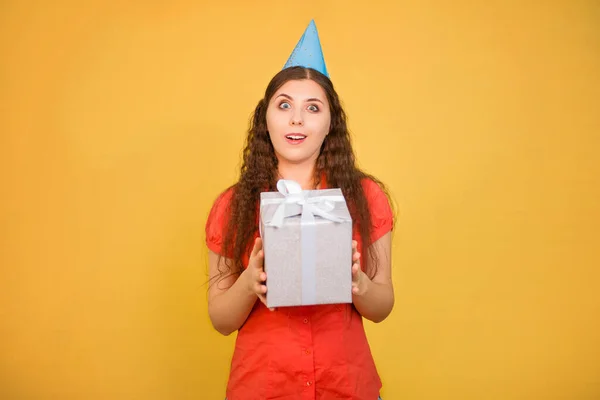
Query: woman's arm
351 232 394 323
207 238 268 336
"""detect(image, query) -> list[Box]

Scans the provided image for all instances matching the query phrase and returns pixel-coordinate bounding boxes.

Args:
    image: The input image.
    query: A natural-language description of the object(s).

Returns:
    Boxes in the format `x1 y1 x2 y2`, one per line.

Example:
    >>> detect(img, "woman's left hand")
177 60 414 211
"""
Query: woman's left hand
351 240 370 296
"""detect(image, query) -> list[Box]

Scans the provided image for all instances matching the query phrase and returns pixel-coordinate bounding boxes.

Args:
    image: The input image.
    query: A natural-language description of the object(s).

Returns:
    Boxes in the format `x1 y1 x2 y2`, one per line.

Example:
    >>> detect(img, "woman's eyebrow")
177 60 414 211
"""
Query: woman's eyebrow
305 98 323 104
275 93 324 104
275 93 293 100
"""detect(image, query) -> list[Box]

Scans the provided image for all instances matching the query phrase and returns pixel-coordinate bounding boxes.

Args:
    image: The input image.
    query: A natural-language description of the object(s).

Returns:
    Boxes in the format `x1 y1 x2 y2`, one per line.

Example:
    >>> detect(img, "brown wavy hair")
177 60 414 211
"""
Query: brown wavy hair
215 66 392 283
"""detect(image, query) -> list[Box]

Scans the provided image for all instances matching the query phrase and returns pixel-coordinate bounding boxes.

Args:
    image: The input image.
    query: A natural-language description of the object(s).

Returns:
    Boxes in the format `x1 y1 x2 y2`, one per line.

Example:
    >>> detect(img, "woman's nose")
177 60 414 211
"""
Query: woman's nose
290 110 303 126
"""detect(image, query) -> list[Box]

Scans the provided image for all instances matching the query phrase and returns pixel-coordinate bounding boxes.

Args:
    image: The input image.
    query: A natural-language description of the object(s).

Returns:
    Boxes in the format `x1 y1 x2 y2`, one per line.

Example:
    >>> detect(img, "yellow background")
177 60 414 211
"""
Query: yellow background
1 1 599 399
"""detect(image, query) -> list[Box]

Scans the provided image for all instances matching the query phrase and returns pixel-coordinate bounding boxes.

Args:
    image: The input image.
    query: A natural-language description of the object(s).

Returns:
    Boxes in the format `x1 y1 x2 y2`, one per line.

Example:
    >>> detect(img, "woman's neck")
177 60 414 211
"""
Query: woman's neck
276 161 318 190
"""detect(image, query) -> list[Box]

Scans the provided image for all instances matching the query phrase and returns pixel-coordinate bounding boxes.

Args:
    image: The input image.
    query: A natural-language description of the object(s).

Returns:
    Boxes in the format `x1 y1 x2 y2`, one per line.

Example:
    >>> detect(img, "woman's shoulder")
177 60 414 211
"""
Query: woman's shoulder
205 185 236 253
206 185 237 226
360 176 389 201
211 185 236 208
359 175 395 232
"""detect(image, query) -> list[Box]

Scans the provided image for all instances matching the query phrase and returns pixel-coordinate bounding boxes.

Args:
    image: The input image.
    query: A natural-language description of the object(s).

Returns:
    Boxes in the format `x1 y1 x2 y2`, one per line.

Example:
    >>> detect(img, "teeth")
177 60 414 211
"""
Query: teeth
287 135 306 140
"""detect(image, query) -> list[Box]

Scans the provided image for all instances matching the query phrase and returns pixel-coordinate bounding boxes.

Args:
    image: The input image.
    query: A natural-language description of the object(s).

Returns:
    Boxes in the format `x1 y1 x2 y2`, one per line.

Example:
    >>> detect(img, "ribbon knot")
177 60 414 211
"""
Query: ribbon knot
265 179 347 228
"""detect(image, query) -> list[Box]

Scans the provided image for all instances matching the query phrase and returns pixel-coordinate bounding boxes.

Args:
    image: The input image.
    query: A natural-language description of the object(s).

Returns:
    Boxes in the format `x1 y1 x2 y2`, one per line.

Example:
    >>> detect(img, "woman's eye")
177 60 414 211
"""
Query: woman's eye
307 104 319 112
279 102 291 109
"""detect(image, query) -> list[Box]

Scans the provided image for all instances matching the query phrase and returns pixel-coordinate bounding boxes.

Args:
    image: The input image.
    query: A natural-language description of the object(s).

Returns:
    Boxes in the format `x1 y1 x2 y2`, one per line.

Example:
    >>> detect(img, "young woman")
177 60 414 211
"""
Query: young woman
205 21 394 400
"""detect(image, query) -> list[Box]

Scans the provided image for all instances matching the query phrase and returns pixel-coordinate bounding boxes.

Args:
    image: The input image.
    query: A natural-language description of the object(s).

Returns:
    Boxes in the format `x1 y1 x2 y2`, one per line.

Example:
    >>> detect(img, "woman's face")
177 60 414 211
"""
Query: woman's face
266 79 331 165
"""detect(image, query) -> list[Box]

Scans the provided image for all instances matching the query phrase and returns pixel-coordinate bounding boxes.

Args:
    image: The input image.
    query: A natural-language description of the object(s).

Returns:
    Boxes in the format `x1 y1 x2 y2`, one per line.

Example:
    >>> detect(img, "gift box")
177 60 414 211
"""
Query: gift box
259 180 353 308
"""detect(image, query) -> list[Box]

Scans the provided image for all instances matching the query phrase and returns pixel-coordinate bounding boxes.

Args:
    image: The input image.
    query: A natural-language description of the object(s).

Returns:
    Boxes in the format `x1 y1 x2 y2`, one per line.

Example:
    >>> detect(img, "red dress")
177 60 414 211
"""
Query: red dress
206 178 393 400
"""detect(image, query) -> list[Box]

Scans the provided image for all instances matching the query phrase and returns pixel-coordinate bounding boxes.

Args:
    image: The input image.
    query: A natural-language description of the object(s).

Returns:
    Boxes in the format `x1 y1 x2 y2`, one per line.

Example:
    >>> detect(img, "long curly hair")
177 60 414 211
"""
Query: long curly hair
216 66 392 283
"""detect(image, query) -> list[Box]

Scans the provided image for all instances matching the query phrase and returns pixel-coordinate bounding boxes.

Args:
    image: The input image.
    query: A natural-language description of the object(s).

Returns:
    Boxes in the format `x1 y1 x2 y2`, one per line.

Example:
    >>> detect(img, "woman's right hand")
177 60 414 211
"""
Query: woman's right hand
244 237 273 310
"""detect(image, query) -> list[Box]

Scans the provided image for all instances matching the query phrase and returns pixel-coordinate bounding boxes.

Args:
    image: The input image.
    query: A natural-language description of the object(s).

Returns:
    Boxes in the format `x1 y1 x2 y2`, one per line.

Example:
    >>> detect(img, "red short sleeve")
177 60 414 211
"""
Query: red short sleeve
205 187 234 256
361 178 394 244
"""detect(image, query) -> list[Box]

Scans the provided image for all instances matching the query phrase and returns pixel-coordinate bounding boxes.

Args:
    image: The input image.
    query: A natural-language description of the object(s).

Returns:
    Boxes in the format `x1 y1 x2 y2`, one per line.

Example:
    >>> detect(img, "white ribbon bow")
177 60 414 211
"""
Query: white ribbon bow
264 179 347 228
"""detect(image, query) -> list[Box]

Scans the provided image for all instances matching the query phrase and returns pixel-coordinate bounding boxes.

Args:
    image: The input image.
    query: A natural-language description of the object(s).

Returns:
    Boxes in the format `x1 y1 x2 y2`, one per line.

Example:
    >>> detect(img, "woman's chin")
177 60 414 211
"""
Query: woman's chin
275 149 317 165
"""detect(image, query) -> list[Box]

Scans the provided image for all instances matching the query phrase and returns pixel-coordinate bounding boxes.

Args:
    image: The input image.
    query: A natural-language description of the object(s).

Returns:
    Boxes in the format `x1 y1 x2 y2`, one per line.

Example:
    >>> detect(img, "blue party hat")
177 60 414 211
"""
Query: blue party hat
283 20 329 77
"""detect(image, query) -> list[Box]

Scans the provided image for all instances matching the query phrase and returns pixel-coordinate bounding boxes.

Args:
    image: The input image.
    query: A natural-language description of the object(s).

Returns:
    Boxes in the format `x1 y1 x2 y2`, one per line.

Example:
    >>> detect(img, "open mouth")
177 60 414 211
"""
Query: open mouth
285 134 307 144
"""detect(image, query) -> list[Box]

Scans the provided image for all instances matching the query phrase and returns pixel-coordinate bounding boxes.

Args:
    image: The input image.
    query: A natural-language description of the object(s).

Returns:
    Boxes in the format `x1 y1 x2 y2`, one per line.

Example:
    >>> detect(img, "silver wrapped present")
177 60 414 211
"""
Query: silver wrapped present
259 180 353 308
